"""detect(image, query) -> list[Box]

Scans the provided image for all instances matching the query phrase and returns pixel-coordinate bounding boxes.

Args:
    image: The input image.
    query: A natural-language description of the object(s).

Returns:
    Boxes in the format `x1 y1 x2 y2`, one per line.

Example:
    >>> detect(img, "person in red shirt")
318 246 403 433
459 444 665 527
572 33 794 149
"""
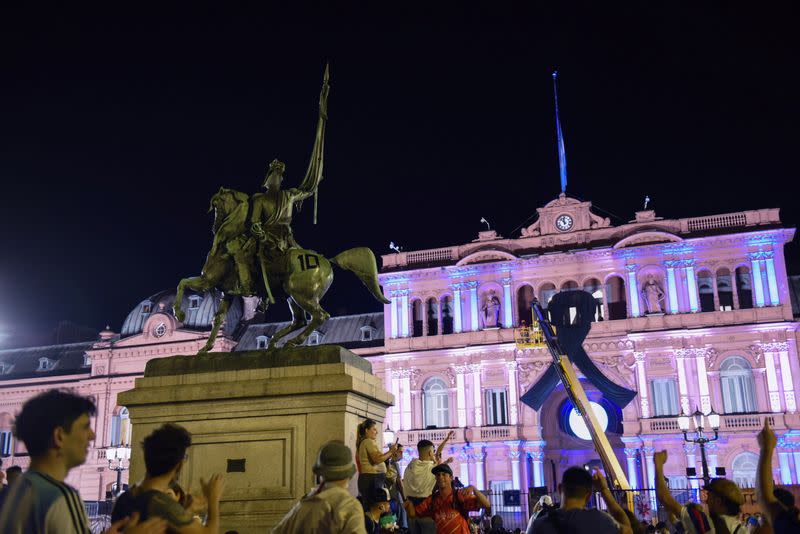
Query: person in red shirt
405 463 491 534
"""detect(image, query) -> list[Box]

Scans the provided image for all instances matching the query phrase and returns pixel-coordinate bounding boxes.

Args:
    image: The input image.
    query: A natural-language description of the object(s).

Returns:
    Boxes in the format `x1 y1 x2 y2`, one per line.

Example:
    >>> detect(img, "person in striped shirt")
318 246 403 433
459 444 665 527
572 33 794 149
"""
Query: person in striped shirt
0 389 165 534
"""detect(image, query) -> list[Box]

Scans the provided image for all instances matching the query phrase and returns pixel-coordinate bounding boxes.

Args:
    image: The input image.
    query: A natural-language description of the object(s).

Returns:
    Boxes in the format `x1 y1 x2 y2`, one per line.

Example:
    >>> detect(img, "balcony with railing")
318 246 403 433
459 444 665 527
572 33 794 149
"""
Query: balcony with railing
396 425 524 446
639 413 785 435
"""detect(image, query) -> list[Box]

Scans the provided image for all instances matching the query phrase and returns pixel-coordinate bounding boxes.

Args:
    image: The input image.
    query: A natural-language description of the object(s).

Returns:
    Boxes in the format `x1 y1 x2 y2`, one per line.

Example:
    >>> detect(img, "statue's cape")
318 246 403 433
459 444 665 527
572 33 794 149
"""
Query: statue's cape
519 290 637 411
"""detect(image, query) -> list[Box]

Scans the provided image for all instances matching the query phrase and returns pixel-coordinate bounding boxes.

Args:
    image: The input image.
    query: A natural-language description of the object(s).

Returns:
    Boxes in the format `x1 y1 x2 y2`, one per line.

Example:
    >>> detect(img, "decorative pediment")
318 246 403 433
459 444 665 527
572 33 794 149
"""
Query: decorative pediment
613 231 683 249
456 249 517 266
521 194 611 237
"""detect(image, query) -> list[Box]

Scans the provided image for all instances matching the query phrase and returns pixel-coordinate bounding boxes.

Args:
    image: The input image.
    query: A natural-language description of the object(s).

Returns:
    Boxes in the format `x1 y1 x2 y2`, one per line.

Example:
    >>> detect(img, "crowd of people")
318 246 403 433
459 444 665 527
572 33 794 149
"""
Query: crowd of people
0 391 798 534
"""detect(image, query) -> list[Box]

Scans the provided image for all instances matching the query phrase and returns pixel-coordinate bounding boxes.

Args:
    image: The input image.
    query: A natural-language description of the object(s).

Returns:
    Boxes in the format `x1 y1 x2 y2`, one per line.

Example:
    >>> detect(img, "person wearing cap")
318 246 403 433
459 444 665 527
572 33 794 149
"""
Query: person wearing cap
364 487 392 534
404 463 491 534
271 440 366 534
654 449 745 534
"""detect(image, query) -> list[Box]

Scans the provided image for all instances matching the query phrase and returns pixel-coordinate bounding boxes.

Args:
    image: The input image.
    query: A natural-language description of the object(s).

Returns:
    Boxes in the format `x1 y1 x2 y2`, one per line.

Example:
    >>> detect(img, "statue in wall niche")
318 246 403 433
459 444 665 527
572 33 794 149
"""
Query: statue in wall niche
641 274 666 314
482 290 501 328
173 65 390 354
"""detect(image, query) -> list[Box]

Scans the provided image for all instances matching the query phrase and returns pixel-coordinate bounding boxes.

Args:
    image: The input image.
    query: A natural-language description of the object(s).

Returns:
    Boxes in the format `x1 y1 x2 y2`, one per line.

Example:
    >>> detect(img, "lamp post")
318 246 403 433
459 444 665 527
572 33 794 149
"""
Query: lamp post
105 446 131 498
677 407 720 486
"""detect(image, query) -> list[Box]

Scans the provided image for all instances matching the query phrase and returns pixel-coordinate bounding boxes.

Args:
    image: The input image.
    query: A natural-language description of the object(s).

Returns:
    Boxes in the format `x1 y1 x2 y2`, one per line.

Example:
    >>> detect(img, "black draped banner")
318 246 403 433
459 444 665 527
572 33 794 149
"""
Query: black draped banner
519 290 637 411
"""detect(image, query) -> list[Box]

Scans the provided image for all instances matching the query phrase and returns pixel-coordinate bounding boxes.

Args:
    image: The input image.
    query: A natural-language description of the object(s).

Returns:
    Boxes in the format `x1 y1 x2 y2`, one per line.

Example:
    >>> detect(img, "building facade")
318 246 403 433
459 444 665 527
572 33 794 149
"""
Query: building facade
375 194 800 499
0 193 798 510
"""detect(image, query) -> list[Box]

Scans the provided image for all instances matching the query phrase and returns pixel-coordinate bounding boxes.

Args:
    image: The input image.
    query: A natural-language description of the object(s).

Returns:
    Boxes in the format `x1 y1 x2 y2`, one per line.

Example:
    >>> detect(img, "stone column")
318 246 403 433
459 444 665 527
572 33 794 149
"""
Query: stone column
421 298 428 337
389 290 399 339
399 290 410 337
792 450 800 485
769 342 797 413
676 351 691 415
750 255 766 307
624 448 640 489
763 347 783 413
410 390 422 430
626 265 641 317
635 352 650 418
711 272 721 311
695 351 711 414
502 277 514 328
731 265 741 310
509 447 522 490
507 361 519 425
459 448 471 486
601 284 610 322
685 261 699 313
524 441 546 488
643 446 656 489
455 365 468 427
468 281 480 332
400 370 412 430
764 253 780 306
706 442 719 480
391 370 402 431
471 364 483 427
473 449 486 490
453 283 464 334
665 262 680 314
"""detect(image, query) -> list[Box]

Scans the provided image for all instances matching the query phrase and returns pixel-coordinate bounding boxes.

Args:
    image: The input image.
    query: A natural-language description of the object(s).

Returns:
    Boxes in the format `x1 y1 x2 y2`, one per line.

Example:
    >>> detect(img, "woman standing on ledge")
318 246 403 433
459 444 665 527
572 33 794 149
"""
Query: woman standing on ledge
356 419 398 499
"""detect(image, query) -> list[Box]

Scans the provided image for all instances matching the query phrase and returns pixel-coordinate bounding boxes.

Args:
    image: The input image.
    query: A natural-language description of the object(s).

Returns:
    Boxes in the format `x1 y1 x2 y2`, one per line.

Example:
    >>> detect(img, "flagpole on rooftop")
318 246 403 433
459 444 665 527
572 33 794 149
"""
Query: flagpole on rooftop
553 71 568 194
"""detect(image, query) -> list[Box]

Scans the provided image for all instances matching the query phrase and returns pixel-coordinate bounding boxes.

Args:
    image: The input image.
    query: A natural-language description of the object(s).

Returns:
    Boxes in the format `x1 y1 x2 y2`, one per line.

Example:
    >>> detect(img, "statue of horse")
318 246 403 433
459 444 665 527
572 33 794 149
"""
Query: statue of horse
174 188 389 354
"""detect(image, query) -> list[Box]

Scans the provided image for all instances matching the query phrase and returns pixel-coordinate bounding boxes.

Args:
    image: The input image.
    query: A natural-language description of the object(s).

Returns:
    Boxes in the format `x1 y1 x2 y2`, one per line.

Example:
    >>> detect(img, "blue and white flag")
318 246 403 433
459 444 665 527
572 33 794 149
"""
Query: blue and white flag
553 71 567 193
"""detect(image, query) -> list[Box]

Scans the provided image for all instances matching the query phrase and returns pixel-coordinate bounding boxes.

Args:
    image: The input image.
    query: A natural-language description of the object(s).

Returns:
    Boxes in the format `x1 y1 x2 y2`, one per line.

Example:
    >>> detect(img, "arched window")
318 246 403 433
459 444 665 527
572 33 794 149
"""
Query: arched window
605 276 627 320
441 296 454 335
560 280 579 291
716 268 734 311
539 283 557 308
426 298 439 336
422 378 450 429
731 452 759 488
720 357 757 413
583 278 604 321
735 266 753 309
696 270 715 312
110 407 131 446
411 300 423 337
516 285 534 326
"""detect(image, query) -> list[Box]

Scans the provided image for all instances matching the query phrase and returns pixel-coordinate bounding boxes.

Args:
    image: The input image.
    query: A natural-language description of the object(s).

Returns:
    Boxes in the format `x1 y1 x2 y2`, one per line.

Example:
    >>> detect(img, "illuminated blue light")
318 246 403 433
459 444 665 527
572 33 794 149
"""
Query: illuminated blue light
627 269 640 317
686 265 699 312
454 287 463 333
765 258 780 306
666 267 679 314
751 260 766 307
400 294 409 337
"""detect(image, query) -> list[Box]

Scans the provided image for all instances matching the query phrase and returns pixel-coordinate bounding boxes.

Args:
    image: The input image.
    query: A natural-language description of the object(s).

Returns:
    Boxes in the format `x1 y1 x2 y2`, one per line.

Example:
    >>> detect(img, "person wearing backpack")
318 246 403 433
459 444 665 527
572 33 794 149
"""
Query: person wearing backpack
404 463 491 534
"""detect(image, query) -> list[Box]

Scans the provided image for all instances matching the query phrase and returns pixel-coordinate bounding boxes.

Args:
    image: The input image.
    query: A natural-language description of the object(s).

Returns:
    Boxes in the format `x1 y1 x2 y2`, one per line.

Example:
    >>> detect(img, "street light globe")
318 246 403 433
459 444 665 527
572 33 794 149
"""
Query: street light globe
692 408 705 431
677 413 690 432
105 448 116 461
383 427 395 445
707 409 720 431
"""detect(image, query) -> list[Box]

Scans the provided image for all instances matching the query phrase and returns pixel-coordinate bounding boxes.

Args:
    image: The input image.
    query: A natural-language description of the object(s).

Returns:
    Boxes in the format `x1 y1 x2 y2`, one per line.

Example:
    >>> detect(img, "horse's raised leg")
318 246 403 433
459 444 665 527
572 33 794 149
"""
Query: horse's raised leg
267 298 307 349
282 294 329 348
175 275 216 322
198 297 231 355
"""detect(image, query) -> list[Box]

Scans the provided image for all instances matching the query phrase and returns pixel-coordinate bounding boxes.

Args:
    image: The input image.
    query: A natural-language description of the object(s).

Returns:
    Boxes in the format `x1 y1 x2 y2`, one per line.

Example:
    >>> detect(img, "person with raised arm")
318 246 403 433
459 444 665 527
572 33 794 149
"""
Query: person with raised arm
757 420 800 533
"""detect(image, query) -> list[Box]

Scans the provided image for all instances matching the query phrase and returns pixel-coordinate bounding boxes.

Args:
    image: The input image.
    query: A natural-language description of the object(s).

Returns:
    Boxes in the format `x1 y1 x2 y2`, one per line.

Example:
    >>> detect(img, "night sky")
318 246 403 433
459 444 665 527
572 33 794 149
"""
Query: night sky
1 4 799 347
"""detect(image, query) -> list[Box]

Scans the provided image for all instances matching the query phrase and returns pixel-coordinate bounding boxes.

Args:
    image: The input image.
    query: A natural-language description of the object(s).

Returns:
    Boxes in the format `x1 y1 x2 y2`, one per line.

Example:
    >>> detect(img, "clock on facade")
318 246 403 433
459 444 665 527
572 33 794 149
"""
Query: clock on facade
555 214 574 232
153 322 167 338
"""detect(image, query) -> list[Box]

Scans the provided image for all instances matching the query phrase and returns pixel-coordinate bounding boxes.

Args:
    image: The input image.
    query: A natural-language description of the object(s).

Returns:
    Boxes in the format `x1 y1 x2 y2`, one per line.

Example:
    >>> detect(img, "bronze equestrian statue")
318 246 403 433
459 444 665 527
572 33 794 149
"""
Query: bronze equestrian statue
174 65 389 353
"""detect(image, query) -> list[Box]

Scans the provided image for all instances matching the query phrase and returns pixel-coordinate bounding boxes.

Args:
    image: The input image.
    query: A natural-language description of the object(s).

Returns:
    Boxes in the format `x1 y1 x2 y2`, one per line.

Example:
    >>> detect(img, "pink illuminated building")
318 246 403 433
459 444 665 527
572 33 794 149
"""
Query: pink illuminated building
0 193 798 518
374 194 800 502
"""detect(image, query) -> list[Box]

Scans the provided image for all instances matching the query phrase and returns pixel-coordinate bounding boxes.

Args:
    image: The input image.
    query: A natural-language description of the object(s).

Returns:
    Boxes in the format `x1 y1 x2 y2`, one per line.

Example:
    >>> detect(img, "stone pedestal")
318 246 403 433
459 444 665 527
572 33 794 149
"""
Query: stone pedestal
118 346 393 533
